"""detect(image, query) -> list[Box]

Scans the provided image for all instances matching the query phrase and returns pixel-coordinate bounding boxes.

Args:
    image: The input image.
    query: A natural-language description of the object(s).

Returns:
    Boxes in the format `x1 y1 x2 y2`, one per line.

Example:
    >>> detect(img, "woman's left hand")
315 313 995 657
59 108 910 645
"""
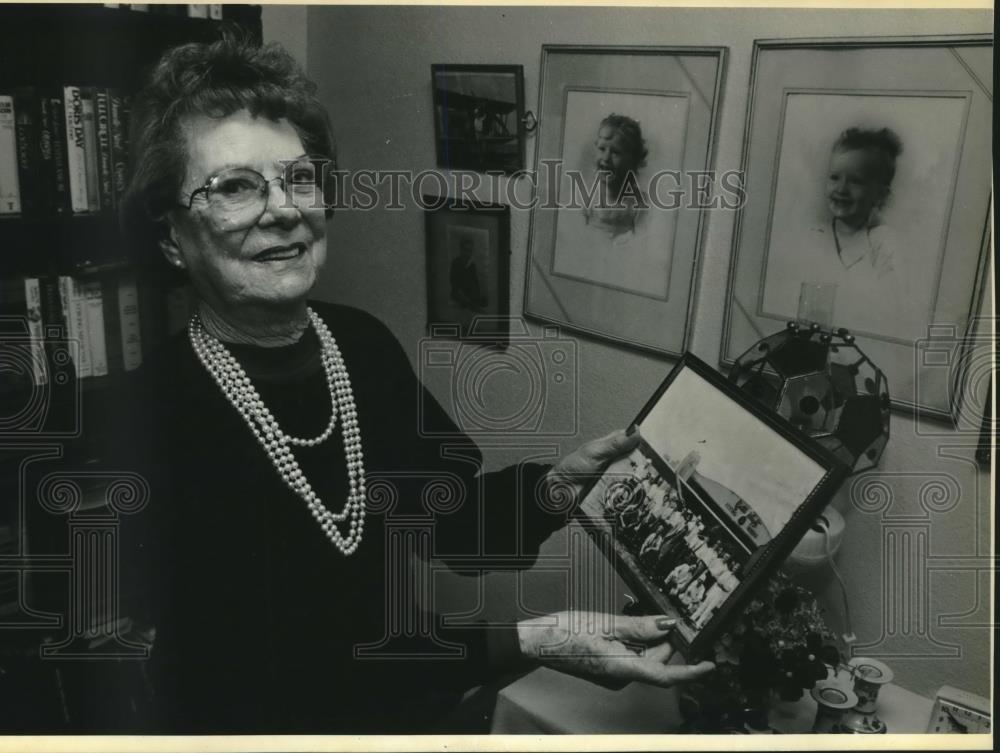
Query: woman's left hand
545 429 640 509
516 610 715 689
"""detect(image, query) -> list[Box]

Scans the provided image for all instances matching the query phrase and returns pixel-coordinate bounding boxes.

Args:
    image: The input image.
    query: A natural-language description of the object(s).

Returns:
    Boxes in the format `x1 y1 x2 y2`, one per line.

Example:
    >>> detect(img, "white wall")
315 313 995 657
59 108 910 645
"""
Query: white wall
265 5 992 700
262 4 308 70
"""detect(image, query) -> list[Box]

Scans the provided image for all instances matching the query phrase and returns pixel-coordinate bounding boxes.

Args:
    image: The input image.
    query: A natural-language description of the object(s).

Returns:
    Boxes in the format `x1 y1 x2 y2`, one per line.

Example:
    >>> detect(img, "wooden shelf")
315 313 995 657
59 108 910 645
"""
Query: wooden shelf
0 4 261 90
0 8 263 688
0 4 263 275
0 215 128 277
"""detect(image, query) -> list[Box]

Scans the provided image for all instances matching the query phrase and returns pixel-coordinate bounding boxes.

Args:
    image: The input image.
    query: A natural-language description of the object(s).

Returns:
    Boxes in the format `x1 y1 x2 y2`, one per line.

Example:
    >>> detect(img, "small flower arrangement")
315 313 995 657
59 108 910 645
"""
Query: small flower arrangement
679 570 841 732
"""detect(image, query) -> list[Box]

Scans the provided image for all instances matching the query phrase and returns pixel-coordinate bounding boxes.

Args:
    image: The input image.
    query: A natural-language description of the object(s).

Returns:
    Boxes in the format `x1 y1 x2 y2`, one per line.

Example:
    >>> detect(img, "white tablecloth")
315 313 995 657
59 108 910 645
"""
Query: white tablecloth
492 665 935 734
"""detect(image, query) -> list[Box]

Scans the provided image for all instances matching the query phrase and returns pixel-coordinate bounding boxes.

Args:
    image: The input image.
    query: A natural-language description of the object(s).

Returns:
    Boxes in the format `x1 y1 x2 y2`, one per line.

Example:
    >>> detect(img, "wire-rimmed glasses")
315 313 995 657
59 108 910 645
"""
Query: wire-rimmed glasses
177 155 330 231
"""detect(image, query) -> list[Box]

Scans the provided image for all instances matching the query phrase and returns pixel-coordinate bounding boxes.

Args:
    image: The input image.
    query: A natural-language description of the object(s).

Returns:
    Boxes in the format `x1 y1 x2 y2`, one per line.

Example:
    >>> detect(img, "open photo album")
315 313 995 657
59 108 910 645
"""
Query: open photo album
576 354 848 660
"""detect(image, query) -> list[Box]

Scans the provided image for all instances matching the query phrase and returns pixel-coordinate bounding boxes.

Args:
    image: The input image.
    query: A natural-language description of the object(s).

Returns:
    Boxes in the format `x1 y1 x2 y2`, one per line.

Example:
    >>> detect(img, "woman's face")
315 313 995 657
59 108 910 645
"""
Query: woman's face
162 109 327 317
826 148 888 229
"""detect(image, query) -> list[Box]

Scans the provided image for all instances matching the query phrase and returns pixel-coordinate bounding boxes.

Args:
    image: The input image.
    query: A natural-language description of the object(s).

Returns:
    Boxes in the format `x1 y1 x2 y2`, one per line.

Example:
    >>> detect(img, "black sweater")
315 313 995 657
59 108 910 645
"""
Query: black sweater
119 301 564 733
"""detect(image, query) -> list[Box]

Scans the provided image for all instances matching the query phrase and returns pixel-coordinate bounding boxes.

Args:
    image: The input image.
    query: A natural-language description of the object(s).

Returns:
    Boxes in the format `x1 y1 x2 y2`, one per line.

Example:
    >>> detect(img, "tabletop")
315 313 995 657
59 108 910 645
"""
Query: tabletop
491 664 935 734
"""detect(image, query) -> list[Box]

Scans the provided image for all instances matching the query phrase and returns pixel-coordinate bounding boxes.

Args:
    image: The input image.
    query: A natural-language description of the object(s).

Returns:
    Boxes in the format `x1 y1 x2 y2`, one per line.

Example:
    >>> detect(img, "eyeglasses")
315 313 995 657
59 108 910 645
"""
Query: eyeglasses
177 156 329 231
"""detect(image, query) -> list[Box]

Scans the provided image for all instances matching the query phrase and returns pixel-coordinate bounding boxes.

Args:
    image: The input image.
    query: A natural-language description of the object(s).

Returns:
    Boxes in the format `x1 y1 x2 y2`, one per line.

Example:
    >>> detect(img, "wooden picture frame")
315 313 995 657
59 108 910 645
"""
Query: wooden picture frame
424 198 510 346
523 45 727 356
431 64 526 175
720 35 992 421
575 353 848 660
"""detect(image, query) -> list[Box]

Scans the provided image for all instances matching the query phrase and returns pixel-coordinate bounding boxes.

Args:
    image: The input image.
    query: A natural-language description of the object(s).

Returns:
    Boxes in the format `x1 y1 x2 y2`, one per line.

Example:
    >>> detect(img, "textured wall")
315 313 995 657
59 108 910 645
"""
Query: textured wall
262 4 308 70
266 5 992 700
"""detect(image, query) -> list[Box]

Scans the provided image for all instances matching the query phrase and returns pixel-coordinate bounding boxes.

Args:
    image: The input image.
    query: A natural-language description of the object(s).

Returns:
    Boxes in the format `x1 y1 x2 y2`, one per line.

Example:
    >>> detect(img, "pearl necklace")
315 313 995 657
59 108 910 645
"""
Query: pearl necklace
188 307 366 555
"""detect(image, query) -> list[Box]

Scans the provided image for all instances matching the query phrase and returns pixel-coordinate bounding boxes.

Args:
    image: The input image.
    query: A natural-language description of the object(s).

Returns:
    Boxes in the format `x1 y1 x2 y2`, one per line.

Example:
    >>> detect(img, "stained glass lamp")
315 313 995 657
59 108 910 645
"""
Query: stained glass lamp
727 286 890 475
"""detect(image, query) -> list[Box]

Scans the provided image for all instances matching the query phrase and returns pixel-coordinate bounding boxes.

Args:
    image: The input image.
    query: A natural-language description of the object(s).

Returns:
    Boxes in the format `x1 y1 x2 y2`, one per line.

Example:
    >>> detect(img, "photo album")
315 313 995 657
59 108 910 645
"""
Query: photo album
576 354 849 660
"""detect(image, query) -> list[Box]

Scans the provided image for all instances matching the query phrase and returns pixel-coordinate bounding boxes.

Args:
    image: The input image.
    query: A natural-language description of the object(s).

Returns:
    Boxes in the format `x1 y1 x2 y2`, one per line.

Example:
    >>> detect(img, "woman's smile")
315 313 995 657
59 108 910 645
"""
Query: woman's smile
252 242 309 262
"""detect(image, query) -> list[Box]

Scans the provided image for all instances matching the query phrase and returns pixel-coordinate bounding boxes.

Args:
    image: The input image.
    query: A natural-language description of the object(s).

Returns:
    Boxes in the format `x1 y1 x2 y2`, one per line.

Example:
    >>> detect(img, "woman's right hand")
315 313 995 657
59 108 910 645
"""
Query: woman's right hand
516 610 715 689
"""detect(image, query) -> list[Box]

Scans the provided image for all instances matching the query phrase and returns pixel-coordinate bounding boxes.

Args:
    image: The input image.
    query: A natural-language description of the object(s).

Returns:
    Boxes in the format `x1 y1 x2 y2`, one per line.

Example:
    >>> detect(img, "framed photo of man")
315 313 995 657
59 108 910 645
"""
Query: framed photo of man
424 198 510 345
524 45 727 356
576 353 847 660
720 36 992 421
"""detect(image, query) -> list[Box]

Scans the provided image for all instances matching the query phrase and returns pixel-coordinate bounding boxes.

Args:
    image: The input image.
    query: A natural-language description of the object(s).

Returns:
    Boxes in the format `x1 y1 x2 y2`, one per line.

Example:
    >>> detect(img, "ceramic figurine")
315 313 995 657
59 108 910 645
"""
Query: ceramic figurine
842 657 893 733
811 679 858 733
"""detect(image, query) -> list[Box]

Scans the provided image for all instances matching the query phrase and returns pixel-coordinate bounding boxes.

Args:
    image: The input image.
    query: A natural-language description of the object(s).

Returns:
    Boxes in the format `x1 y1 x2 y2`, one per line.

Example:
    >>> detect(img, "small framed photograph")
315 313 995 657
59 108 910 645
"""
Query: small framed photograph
431 64 526 174
523 45 727 355
424 198 510 344
576 353 848 660
720 35 992 420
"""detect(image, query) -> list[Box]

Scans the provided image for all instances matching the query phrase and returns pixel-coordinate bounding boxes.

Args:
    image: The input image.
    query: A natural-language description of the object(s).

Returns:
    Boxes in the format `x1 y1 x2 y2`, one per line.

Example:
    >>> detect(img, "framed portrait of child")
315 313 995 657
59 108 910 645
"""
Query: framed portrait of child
721 35 992 422
524 45 728 356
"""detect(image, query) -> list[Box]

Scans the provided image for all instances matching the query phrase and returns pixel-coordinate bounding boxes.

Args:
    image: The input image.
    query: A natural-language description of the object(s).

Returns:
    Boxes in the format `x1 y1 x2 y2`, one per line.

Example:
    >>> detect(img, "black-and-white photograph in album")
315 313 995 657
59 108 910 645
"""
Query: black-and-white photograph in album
586 447 753 645
578 354 845 657
638 363 830 540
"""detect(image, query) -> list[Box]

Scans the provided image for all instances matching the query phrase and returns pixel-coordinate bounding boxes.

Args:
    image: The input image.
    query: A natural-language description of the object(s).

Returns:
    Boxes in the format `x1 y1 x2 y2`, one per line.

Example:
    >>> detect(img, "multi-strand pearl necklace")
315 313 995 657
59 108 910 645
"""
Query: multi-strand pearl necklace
188 307 366 555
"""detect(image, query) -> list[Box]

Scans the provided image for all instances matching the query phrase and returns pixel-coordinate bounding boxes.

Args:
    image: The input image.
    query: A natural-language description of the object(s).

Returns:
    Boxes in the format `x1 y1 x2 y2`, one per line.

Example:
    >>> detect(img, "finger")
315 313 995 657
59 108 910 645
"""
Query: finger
551 430 641 484
641 639 675 664
632 659 716 688
588 429 641 463
612 614 677 643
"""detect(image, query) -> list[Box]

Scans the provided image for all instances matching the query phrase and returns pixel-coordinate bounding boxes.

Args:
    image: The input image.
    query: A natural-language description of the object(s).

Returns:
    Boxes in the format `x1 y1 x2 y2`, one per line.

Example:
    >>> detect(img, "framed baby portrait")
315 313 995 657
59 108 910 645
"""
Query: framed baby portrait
424 198 510 345
576 353 847 660
720 35 992 421
524 45 727 356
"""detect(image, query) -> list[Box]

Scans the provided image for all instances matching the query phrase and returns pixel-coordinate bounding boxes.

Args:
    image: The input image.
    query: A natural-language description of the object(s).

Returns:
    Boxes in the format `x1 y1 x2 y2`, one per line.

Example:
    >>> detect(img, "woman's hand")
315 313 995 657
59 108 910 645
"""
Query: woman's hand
516 610 715 689
545 429 641 510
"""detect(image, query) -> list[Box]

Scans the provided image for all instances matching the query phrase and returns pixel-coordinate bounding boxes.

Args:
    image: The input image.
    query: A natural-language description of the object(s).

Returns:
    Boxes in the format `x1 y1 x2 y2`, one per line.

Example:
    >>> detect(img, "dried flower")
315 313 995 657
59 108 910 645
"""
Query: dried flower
775 588 799 614
681 571 840 732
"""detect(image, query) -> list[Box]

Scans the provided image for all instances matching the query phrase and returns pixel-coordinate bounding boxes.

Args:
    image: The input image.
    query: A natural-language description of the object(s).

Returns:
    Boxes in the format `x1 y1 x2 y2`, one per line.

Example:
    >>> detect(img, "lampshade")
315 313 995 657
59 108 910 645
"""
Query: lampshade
728 322 890 475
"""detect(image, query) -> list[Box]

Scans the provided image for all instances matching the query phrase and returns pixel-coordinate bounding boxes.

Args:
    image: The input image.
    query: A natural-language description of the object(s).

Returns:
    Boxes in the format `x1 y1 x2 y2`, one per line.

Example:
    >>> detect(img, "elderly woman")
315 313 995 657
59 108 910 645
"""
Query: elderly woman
116 35 711 733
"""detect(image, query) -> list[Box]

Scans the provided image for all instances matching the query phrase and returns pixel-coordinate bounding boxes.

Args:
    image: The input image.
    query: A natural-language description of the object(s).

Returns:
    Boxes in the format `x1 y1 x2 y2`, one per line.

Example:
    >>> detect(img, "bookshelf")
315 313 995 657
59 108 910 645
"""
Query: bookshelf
1 3 262 407
1 3 263 372
0 4 263 729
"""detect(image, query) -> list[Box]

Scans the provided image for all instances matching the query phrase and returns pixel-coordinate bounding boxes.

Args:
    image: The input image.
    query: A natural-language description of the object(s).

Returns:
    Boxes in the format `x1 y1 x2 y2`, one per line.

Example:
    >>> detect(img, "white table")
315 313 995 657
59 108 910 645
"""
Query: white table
492 665 935 734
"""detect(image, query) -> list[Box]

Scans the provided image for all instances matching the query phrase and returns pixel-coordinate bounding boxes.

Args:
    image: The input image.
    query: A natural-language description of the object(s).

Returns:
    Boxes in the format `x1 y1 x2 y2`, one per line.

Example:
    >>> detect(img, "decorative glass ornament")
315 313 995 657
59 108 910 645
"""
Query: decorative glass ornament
728 321 890 475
